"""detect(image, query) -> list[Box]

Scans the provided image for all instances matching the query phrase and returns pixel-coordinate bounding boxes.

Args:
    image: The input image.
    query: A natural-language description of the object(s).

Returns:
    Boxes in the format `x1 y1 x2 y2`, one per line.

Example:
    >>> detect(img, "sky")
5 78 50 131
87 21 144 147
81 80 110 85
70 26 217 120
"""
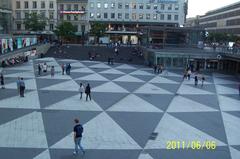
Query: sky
187 0 240 18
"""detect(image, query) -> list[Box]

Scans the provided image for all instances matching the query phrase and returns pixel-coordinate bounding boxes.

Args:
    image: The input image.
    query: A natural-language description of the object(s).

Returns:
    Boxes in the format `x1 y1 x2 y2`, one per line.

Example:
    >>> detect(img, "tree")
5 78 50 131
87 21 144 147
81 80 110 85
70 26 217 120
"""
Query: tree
90 22 107 43
54 22 77 41
24 13 47 31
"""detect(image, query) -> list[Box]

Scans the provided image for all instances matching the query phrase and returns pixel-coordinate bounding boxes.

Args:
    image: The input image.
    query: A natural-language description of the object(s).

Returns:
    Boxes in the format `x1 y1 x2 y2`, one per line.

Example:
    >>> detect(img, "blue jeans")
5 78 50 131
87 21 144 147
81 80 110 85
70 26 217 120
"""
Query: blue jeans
74 137 84 154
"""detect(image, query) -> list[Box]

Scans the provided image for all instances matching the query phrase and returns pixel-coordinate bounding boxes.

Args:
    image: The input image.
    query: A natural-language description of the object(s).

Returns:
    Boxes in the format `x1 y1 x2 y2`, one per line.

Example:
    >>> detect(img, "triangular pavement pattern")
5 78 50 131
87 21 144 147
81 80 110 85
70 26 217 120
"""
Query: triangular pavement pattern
45 94 103 111
42 109 100 147
5 64 34 71
89 63 112 69
186 84 217 93
230 146 240 159
170 112 228 143
37 73 72 80
4 71 35 78
130 70 153 76
69 62 85 67
167 95 218 112
131 75 155 82
40 80 79 91
100 73 124 81
0 88 21 100
92 81 129 93
222 112 240 145
108 112 163 147
177 84 214 94
113 74 144 83
145 113 226 149
136 94 174 112
0 148 44 159
138 153 154 159
219 95 240 111
71 67 95 73
99 68 125 75
115 81 143 92
33 149 51 159
215 85 239 94
76 73 109 81
214 77 239 84
0 91 40 109
152 83 180 94
4 78 37 90
149 76 179 84
69 72 93 79
51 112 141 149
115 64 137 69
36 78 68 89
134 83 173 94
92 92 129 110
0 112 48 148
108 94 163 112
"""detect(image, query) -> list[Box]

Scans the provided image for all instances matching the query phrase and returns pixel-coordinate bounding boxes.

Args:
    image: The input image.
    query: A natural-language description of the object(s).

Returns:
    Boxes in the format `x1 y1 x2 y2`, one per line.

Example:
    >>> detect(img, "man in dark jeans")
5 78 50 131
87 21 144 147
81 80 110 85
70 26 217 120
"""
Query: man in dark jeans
85 83 91 101
73 118 85 155
19 78 25 97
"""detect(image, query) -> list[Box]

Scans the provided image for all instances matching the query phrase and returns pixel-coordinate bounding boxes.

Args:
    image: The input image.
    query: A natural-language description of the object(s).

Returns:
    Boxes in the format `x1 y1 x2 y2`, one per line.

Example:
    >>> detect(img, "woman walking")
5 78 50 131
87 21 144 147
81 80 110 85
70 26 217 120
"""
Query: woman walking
79 83 85 100
0 73 5 89
85 83 91 101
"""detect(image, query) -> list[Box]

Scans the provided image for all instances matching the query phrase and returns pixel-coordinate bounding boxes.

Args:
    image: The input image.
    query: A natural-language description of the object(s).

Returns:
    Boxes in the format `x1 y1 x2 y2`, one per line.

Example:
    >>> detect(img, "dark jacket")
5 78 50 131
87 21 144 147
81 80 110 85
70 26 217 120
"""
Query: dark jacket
85 85 91 94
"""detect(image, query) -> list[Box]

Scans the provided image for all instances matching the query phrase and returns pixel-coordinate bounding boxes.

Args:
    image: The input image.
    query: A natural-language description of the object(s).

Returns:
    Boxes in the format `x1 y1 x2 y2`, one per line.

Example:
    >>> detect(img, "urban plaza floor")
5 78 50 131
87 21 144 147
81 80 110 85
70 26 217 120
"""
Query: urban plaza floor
0 57 239 159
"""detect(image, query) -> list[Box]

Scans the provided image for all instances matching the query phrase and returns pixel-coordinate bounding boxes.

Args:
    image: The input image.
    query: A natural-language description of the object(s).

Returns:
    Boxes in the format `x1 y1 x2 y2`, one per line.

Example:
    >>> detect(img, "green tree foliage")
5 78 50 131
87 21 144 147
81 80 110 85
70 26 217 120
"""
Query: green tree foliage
24 13 47 31
54 22 77 40
90 22 107 43
206 32 239 43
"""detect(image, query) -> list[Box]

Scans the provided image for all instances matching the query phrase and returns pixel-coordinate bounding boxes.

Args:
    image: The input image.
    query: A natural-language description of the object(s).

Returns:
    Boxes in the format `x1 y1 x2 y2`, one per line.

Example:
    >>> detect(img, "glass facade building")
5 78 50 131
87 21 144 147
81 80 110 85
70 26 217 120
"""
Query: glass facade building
0 0 12 34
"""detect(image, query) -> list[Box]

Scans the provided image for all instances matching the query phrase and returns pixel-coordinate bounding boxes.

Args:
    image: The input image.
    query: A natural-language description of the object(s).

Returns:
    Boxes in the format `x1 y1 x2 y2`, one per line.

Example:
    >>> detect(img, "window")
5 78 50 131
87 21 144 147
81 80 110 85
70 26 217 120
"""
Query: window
74 25 78 31
125 13 129 19
17 24 21 30
168 4 172 10
161 4 165 10
104 13 108 19
41 1 45 8
97 3 101 8
167 14 171 20
74 4 78 10
90 13 94 18
24 12 29 18
146 4 151 9
125 3 129 9
160 14 164 20
16 1 21 9
49 1 54 9
111 13 115 19
118 3 122 9
32 1 37 9
111 3 115 8
24 1 28 9
90 2 94 8
139 3 143 9
40 11 45 18
74 15 78 20
118 13 122 19
97 13 101 18
16 12 21 19
139 14 143 19
60 4 64 10
132 13 136 20
49 12 54 19
153 14 157 20
175 4 179 10
174 15 178 20
50 24 54 31
154 4 158 10
146 14 150 19
67 4 71 11
104 3 108 8
132 3 136 9
81 25 85 32
67 15 71 20
60 14 63 20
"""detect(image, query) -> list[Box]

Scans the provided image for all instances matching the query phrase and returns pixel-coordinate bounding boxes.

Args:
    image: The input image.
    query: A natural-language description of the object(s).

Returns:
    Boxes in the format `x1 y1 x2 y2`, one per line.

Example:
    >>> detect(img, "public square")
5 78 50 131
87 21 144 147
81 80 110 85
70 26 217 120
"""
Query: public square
0 57 240 159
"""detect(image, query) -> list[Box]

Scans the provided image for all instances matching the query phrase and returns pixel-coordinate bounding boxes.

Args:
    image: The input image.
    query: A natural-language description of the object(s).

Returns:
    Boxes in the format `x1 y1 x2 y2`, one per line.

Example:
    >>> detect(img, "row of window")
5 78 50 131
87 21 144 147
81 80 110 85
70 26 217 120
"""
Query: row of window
226 18 240 26
15 11 55 19
89 13 179 21
16 23 55 31
59 14 87 21
59 4 86 11
90 2 179 11
16 1 54 9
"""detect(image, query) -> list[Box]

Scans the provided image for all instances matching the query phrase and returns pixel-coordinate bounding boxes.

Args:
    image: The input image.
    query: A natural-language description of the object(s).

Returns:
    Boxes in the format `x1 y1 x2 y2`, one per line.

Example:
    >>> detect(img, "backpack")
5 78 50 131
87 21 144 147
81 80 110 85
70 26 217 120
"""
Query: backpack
75 124 83 137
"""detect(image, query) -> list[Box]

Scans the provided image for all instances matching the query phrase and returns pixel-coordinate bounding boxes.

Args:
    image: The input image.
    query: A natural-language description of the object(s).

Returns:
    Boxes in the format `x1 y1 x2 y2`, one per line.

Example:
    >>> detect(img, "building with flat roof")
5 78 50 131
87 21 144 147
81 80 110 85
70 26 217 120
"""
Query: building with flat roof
199 1 240 35
0 0 12 34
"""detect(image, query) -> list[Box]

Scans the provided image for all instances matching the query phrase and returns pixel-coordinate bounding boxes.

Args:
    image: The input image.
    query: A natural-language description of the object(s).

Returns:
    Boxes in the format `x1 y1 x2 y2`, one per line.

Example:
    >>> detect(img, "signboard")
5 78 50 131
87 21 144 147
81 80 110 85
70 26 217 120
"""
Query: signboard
149 0 178 3
60 11 85 14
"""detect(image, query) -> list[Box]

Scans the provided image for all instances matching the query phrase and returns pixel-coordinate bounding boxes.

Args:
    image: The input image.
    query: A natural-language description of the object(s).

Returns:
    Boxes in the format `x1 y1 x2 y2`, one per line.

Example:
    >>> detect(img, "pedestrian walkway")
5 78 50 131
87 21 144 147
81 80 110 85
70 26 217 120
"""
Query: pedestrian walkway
0 57 239 159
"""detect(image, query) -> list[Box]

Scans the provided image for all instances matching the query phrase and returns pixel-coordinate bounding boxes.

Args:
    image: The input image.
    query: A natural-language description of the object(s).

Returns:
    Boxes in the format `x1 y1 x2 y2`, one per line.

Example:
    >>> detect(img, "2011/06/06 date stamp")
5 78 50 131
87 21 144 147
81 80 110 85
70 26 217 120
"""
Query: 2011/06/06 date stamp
166 141 217 150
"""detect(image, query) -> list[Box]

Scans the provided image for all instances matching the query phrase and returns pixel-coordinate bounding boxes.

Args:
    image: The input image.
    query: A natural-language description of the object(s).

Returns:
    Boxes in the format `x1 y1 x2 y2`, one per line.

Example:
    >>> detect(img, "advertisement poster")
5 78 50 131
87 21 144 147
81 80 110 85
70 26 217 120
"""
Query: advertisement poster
22 38 26 47
1 39 8 54
8 38 13 51
17 38 22 49
26 38 30 47
0 39 2 54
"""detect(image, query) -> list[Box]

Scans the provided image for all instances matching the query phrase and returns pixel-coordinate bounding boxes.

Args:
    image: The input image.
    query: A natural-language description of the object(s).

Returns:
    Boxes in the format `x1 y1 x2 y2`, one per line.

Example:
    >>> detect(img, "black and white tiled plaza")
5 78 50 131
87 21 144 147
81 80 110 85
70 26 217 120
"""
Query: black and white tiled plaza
0 57 240 159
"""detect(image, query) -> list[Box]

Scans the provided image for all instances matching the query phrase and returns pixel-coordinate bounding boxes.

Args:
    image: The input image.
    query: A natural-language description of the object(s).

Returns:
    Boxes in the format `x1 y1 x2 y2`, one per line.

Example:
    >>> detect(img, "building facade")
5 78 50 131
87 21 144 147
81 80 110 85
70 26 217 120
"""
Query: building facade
199 2 240 35
12 0 57 33
88 0 187 44
57 0 89 36
0 0 12 34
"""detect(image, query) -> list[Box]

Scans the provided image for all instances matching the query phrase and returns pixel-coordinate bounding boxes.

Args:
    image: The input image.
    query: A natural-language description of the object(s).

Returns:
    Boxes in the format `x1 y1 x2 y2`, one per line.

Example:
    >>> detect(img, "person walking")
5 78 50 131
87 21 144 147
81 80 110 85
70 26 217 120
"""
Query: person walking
38 64 42 76
187 69 191 80
43 62 48 73
85 83 91 101
157 65 160 74
153 65 157 74
73 118 85 155
194 75 198 86
19 78 25 97
51 66 55 77
0 73 5 89
201 75 205 87
79 83 84 100
16 77 21 95
61 64 65 75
